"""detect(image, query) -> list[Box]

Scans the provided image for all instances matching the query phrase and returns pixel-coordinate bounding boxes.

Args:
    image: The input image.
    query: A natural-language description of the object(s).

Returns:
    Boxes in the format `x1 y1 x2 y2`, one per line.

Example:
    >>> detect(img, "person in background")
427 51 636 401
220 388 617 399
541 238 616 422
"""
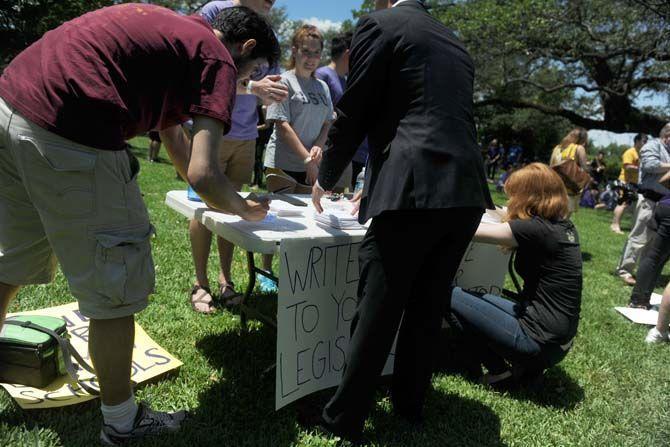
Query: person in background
579 181 599 209
486 138 501 181
260 25 334 293
264 25 333 186
187 0 286 311
312 0 492 440
615 124 670 286
611 134 647 234
505 141 524 169
629 168 670 309
148 131 162 162
590 150 607 187
450 163 581 387
550 128 590 216
0 5 278 444
200 0 276 19
253 104 273 187
315 32 361 191
496 164 514 192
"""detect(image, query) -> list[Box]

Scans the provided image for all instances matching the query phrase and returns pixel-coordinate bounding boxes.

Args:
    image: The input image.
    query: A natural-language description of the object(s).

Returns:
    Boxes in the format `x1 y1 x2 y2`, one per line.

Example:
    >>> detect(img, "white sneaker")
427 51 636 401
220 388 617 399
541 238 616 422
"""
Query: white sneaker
645 327 669 344
100 402 186 445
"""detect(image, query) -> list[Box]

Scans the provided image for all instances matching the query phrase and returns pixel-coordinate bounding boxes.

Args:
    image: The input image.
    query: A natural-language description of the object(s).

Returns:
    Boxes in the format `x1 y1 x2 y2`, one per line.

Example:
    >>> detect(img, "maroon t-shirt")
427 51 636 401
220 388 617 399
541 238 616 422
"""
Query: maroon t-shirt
0 3 237 151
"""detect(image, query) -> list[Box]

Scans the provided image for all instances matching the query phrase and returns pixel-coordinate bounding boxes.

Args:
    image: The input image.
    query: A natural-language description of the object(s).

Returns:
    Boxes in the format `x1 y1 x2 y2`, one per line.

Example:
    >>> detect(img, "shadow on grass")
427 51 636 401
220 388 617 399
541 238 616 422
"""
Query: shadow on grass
581 252 593 262
190 324 302 447
366 388 506 446
191 296 505 446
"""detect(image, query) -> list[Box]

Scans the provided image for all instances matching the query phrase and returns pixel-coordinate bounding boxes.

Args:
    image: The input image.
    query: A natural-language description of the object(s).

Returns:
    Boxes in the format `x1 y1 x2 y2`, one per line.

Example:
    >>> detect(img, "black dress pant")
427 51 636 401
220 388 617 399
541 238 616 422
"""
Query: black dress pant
630 203 670 307
322 207 483 436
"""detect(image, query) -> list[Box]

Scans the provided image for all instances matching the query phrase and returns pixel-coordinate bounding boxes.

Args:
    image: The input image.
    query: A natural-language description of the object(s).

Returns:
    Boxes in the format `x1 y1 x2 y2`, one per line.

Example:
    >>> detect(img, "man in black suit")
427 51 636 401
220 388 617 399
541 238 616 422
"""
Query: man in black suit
311 0 493 440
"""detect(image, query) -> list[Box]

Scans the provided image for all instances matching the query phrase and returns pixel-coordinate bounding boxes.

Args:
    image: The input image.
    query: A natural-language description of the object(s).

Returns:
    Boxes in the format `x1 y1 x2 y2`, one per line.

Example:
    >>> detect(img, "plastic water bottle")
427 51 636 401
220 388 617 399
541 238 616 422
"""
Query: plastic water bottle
354 168 365 194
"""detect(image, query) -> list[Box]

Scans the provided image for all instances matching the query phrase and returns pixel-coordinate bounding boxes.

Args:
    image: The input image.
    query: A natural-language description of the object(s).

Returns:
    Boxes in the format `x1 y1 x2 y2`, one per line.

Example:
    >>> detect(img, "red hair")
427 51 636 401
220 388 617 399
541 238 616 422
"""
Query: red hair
504 163 569 221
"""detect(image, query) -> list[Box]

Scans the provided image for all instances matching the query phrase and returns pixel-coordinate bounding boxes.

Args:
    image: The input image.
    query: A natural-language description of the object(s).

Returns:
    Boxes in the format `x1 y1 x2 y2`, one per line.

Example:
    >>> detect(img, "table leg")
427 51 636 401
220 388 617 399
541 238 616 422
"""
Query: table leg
239 251 279 330
240 251 256 328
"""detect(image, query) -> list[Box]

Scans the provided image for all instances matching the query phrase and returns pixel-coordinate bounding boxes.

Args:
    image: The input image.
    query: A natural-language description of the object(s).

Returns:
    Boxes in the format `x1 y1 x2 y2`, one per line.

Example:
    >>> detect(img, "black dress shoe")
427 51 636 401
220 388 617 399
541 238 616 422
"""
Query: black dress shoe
319 414 366 445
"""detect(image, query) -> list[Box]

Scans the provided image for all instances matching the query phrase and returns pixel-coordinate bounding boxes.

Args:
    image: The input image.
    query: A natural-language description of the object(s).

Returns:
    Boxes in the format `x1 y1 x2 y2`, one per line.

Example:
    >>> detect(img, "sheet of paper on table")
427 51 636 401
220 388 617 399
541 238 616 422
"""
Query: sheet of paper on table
615 293 663 326
269 200 307 217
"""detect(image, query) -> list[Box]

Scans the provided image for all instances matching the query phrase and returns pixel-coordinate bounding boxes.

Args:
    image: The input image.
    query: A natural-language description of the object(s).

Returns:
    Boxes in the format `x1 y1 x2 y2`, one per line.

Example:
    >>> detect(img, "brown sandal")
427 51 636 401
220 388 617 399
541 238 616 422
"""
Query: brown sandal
190 285 216 314
219 282 243 307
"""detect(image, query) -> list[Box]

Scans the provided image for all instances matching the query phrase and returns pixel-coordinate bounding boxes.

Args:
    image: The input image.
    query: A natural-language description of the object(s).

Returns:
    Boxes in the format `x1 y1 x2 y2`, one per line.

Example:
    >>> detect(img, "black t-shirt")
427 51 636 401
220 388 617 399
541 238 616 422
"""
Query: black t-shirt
590 159 606 184
510 217 582 345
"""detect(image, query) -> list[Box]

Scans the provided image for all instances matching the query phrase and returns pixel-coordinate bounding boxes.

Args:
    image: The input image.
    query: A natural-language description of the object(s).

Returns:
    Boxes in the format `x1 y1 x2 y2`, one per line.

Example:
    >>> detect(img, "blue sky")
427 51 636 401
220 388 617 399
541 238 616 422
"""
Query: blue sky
275 0 362 23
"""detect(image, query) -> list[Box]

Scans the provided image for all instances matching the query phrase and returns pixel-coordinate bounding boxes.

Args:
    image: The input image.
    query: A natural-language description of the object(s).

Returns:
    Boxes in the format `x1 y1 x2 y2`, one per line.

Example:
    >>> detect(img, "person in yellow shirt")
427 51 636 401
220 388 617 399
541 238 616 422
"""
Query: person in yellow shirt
611 134 647 235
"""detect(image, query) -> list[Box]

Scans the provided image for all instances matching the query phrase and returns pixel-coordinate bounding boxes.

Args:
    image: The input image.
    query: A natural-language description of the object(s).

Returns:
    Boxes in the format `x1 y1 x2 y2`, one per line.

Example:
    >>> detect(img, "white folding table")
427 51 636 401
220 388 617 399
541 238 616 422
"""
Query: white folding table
165 190 367 327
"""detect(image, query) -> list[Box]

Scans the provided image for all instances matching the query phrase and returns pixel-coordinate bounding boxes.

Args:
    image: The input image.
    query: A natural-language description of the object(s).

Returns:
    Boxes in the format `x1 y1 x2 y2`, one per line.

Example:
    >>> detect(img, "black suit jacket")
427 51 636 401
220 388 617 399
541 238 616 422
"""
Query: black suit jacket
318 1 494 223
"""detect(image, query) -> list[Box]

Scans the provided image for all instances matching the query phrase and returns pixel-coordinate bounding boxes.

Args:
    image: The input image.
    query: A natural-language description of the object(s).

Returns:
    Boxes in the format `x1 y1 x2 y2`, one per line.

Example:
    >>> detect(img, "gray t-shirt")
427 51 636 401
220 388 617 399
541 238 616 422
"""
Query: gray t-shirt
264 70 334 172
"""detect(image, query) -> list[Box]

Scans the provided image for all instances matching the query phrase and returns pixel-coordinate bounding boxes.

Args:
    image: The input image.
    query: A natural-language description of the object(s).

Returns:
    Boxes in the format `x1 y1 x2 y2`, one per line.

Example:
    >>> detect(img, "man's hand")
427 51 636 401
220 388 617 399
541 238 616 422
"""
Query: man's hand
251 75 289 105
239 198 270 222
350 189 363 216
312 181 329 213
309 146 323 164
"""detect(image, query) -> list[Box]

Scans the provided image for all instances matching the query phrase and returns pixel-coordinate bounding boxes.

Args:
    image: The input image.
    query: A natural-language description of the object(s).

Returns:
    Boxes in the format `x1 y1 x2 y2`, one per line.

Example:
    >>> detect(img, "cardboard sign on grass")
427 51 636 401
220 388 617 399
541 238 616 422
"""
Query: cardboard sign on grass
275 237 509 410
1 302 182 409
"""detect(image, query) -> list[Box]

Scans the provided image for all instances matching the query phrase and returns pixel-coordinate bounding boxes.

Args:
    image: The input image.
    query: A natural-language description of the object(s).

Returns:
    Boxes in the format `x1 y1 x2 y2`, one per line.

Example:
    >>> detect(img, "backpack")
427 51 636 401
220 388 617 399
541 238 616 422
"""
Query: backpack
0 316 98 393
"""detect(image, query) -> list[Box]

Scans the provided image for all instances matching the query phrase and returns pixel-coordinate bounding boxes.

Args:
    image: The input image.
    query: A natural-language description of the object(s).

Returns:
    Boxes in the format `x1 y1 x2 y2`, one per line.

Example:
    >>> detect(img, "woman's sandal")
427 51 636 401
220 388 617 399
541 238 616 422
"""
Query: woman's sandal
219 282 243 307
190 285 216 314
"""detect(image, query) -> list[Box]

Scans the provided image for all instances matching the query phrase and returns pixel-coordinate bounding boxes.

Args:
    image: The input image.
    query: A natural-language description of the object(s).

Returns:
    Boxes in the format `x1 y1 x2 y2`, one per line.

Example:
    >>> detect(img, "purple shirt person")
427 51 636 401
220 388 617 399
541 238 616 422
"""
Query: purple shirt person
187 0 286 311
200 0 281 140
315 66 346 105
316 33 368 171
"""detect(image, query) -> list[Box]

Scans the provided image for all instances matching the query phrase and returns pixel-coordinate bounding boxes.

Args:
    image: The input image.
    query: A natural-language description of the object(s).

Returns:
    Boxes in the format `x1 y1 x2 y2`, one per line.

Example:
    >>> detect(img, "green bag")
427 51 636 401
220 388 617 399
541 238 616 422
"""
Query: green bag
0 316 98 393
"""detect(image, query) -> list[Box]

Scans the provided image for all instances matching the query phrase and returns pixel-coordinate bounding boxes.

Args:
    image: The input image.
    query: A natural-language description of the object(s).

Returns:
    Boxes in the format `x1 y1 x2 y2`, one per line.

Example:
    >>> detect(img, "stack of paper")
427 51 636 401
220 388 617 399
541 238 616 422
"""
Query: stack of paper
313 202 364 230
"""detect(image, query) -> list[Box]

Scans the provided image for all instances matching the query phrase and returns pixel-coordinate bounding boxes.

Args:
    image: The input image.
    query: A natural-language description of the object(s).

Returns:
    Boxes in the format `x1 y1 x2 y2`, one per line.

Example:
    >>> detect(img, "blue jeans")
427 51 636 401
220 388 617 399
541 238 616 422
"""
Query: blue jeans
450 287 542 374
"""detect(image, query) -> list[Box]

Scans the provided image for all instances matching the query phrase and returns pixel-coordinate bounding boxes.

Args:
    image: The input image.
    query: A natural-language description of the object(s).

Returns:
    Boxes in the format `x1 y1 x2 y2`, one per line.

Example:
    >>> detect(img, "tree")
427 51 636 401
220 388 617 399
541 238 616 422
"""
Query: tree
0 0 114 67
631 0 670 19
435 0 670 135
0 1 216 69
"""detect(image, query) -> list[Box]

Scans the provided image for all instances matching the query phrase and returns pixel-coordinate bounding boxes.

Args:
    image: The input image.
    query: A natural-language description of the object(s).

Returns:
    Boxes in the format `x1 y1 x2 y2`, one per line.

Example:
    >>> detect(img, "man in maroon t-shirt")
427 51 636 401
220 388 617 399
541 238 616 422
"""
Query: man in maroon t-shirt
0 4 278 444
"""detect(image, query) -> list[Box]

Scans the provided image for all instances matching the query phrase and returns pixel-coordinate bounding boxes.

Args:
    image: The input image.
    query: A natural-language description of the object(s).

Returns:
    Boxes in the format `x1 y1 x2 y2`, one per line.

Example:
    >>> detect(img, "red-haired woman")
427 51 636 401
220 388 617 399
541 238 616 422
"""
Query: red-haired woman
450 163 583 385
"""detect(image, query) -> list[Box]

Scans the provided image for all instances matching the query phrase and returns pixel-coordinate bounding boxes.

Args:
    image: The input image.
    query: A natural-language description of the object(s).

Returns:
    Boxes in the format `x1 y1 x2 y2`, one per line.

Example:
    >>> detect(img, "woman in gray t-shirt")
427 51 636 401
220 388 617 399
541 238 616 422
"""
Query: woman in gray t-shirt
264 25 333 185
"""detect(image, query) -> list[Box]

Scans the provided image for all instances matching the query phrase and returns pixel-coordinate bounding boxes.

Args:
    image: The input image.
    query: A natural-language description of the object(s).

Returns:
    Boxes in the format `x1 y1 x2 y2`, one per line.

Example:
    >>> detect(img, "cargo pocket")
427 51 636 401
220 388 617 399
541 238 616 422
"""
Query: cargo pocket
94 224 155 306
18 135 96 218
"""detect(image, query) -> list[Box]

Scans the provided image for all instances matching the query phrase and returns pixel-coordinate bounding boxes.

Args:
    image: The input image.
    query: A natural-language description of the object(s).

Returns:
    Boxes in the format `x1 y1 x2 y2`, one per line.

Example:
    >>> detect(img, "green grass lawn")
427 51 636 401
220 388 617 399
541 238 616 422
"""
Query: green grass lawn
2 137 670 446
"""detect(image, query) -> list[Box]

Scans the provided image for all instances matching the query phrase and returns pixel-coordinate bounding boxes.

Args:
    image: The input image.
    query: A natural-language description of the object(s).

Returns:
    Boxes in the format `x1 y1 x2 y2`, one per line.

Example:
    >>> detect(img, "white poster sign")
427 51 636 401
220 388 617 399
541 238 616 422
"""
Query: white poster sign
275 238 510 410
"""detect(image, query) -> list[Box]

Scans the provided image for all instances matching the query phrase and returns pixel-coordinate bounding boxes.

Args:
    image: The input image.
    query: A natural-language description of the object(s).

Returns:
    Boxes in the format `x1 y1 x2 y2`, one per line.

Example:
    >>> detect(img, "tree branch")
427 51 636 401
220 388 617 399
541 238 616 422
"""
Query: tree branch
630 75 670 88
474 97 607 129
505 78 621 96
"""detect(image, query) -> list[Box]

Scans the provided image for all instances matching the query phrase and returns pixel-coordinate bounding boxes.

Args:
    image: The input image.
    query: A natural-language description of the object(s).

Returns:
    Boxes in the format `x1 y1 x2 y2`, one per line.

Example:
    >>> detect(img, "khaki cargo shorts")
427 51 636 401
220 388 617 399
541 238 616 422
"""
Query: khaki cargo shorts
218 138 255 189
0 97 154 319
